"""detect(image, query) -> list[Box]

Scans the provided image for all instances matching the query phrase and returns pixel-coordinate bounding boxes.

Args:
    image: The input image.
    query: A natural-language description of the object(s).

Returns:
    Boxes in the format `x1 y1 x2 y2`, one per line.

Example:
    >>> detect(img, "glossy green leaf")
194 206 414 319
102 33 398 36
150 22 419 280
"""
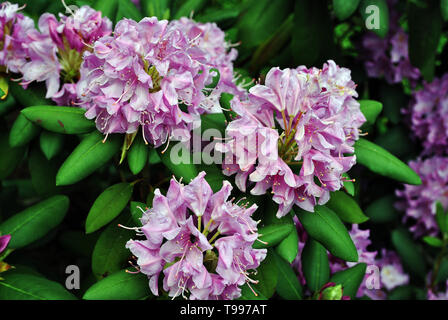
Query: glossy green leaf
173 0 206 19
28 147 58 197
116 0 143 21
9 82 50 107
252 249 278 299
39 131 64 160
127 134 149 175
0 195 69 249
333 0 360 20
200 112 226 136
0 133 25 180
148 148 161 164
326 191 369 224
85 182 134 234
275 227 299 263
329 263 367 298
273 251 303 300
157 143 199 182
0 271 76 300
354 138 422 185
301 239 330 292
359 99 383 125
391 228 426 278
239 283 267 300
0 94 16 116
360 0 389 38
435 201 448 233
56 131 121 186
142 0 170 19
442 0 448 21
92 213 134 279
130 201 147 225
342 173 355 196
408 0 442 81
21 106 95 134
422 236 443 248
93 0 118 19
83 270 150 300
253 223 294 249
9 113 40 147
296 205 358 262
365 195 397 223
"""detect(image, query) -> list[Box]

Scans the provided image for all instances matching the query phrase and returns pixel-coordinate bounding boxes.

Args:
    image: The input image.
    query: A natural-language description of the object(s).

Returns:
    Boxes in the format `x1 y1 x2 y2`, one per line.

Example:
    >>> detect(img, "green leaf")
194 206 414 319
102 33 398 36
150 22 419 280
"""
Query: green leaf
204 68 220 93
200 112 226 136
236 0 292 51
28 147 58 197
83 270 150 300
9 82 51 107
273 251 303 300
130 201 147 225
196 7 239 23
408 0 442 81
301 239 330 292
292 0 334 66
157 143 199 182
9 113 40 147
387 285 414 300
0 133 25 180
239 283 267 300
116 0 143 21
296 205 358 262
0 271 76 300
253 223 294 249
442 0 448 21
333 0 361 20
173 0 206 19
365 195 397 223
85 182 134 234
326 191 369 224
56 131 121 186
92 213 134 279
329 263 367 298
391 228 426 278
422 236 443 248
354 138 422 185
435 201 448 233
127 134 148 175
148 148 161 164
0 94 16 117
0 195 69 249
359 0 389 38
93 0 118 19
342 173 355 196
21 106 95 135
252 249 278 299
220 92 236 123
359 100 383 125
275 227 299 263
39 131 64 160
141 0 170 19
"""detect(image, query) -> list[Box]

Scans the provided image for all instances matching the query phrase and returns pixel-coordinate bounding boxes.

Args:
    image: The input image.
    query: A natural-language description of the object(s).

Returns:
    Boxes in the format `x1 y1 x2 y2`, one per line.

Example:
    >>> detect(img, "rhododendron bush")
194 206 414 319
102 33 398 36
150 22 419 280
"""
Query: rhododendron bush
1 0 448 302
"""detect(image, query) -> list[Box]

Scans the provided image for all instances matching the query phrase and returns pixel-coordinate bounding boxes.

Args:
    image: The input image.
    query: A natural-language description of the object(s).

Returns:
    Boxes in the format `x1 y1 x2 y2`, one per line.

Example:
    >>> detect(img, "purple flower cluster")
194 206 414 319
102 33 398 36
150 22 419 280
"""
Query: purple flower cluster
407 74 448 155
19 5 112 105
216 61 366 217
0 2 35 74
125 172 267 300
396 157 448 238
361 0 420 84
77 16 238 147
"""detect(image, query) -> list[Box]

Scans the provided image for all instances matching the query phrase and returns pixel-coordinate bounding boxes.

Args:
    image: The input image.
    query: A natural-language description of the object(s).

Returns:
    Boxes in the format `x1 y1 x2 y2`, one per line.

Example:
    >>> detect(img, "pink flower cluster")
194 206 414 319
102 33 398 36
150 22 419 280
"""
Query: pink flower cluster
396 157 448 238
407 74 448 156
125 172 267 300
0 2 35 74
361 0 420 84
77 16 239 147
19 5 112 105
216 61 366 217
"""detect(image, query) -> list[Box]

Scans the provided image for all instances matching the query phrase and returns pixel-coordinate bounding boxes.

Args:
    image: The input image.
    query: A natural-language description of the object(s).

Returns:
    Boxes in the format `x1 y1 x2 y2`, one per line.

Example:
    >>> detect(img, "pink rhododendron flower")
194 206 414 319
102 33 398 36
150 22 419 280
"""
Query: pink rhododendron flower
406 75 448 155
125 172 267 300
20 5 112 104
77 17 226 147
216 61 365 217
0 2 35 74
0 234 10 254
360 0 420 85
395 157 448 238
